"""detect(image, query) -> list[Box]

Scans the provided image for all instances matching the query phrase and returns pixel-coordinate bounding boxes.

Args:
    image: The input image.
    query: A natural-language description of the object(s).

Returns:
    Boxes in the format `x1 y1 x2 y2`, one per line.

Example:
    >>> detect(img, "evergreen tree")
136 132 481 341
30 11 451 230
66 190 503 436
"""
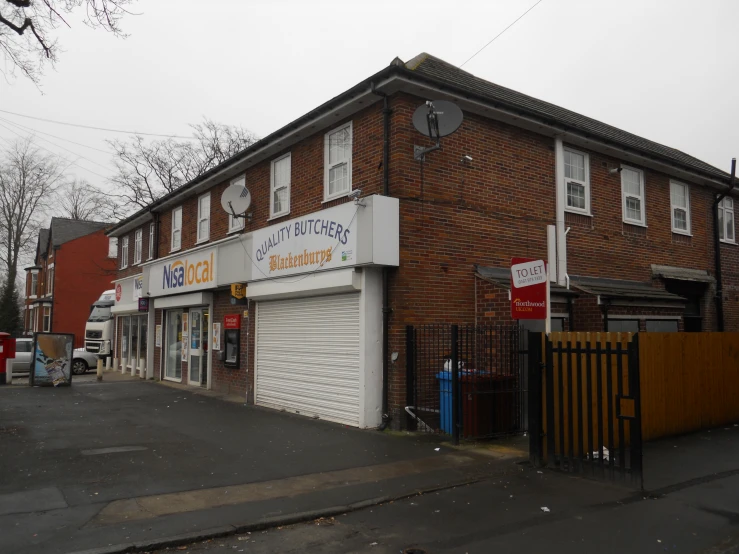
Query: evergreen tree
0 280 22 336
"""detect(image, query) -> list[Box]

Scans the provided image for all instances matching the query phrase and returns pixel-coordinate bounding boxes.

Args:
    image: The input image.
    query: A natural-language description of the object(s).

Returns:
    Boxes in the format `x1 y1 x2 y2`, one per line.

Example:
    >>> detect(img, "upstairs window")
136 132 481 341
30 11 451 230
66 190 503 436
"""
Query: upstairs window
270 153 291 218
670 181 691 234
621 166 646 226
47 267 54 296
30 273 38 297
564 148 590 214
171 207 182 251
134 229 142 264
108 237 118 258
197 193 210 243
719 197 735 243
121 236 129 269
228 176 246 233
148 223 155 260
324 122 352 201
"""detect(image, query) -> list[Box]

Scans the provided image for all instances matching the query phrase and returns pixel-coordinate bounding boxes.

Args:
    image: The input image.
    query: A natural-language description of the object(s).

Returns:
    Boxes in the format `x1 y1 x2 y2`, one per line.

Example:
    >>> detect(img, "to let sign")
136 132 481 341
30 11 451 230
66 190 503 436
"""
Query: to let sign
510 257 547 320
224 314 241 329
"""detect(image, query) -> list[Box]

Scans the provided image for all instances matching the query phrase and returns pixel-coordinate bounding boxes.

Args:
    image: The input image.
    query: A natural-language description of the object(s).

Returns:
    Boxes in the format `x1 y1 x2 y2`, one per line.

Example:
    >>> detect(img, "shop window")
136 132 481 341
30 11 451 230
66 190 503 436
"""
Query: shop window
270 153 291 218
134 228 142 264
670 181 691 235
645 320 679 332
607 319 639 332
324 121 352 201
564 147 590 214
197 193 210 243
121 237 129 269
171 207 182 251
621 166 645 226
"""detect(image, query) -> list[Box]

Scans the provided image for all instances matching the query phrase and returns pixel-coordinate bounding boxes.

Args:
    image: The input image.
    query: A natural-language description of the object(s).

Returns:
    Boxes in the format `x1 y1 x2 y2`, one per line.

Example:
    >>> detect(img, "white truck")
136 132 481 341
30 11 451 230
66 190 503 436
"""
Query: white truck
84 289 116 358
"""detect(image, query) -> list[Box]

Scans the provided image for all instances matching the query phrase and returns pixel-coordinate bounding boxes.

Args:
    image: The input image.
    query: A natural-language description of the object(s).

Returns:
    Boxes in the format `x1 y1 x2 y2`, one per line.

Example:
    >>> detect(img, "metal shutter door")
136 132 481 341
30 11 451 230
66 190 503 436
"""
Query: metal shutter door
256 293 360 426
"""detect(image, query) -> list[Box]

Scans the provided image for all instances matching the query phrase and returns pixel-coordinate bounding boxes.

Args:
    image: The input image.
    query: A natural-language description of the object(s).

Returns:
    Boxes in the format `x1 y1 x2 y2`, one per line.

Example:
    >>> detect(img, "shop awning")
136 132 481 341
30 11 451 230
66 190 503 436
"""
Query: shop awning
651 264 715 283
570 276 686 305
475 265 579 298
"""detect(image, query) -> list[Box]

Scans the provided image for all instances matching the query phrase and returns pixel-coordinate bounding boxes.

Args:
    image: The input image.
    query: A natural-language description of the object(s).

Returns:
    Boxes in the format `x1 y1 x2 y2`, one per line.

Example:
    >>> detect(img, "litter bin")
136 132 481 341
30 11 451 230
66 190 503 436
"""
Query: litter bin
0 333 16 386
437 370 454 434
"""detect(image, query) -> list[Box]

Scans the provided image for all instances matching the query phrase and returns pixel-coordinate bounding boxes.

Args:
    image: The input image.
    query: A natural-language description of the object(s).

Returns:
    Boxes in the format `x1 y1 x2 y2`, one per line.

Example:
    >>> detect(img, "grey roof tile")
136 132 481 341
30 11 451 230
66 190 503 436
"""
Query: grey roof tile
49 218 109 247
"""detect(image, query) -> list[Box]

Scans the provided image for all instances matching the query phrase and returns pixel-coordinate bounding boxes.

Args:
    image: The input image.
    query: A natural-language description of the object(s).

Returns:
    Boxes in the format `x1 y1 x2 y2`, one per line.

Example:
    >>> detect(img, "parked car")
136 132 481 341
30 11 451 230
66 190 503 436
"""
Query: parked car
10 338 98 376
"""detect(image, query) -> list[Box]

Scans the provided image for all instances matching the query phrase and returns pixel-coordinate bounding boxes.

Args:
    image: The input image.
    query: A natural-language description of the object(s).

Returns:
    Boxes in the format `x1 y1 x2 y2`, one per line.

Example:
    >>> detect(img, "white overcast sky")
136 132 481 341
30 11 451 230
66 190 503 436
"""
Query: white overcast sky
1 0 737 198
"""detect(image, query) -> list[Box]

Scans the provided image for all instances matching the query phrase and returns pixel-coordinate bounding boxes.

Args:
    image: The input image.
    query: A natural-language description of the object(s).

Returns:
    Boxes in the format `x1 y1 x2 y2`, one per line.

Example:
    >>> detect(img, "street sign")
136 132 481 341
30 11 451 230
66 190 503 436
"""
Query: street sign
511 257 547 320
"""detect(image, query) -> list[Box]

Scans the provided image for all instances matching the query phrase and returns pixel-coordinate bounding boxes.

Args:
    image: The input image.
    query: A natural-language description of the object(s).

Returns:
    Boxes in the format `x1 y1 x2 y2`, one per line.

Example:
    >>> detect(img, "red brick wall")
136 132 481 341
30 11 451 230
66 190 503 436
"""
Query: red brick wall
116 221 155 280
720 242 739 331
53 229 117 348
210 291 251 399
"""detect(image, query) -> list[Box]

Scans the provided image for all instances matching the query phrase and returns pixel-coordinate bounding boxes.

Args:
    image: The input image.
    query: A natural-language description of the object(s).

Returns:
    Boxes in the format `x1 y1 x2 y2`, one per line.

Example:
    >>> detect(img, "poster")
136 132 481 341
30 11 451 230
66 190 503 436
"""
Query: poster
155 325 162 347
182 334 189 358
212 323 221 350
30 333 74 387
182 313 189 334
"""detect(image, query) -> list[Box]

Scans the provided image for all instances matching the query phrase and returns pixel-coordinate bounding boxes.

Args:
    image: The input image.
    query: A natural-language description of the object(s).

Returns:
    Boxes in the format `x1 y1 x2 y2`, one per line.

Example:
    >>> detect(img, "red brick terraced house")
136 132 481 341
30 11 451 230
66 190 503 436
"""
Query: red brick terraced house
105 53 738 430
24 218 115 348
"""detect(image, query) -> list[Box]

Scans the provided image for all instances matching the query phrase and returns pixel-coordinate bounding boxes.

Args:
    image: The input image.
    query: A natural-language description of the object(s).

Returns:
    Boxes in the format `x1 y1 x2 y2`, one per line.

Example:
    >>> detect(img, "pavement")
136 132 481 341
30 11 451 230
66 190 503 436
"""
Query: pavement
0 371 523 554
149 431 739 554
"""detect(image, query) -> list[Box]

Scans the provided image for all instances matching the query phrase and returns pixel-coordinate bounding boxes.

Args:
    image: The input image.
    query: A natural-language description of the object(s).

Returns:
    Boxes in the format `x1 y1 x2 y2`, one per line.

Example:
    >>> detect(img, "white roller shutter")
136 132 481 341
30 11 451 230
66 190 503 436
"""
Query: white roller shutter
256 293 360 426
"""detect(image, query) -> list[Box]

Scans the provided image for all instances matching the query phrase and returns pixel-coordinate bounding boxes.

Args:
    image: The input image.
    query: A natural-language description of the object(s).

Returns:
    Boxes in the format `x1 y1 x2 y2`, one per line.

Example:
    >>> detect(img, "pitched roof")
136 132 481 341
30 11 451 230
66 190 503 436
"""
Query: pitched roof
404 53 729 181
37 228 50 257
49 218 109 247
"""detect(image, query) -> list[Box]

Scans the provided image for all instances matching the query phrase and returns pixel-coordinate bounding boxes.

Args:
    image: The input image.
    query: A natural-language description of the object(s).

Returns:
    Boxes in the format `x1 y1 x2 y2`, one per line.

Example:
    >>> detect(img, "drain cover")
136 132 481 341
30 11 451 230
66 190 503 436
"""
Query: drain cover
404 549 427 554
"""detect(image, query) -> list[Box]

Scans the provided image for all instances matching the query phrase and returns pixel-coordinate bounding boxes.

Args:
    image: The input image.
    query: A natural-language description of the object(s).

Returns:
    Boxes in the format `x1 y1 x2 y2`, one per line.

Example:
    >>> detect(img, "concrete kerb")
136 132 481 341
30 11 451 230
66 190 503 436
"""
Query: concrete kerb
65 477 490 554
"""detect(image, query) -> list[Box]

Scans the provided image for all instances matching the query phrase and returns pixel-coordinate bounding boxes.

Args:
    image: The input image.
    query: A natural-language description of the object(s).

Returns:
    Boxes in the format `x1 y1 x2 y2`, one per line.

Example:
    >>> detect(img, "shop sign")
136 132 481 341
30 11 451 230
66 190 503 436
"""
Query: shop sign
250 202 358 280
224 314 241 329
138 298 149 312
149 247 217 296
231 283 246 299
115 283 122 302
133 275 143 300
510 257 547 320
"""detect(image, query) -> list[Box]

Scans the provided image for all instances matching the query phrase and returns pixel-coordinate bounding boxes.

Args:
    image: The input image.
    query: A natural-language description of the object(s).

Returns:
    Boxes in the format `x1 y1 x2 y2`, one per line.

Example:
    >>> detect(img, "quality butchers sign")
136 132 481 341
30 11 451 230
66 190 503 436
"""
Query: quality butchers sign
251 202 358 280
510 258 547 320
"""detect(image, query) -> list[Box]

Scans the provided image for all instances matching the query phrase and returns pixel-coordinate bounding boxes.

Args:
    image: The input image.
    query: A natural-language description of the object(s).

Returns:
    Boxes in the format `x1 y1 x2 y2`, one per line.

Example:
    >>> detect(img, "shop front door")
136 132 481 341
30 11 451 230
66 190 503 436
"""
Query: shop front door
189 309 203 385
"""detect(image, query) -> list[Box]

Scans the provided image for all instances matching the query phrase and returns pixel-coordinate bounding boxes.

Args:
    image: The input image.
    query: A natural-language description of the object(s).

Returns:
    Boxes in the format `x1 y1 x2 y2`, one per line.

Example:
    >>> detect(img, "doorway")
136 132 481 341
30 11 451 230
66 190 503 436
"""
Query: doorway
188 308 204 385
165 310 183 380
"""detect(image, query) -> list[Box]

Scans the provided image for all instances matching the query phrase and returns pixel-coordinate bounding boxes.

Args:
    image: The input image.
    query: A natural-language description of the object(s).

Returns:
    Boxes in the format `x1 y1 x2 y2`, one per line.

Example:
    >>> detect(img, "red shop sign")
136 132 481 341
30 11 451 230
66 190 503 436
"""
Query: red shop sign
224 314 241 329
510 257 547 320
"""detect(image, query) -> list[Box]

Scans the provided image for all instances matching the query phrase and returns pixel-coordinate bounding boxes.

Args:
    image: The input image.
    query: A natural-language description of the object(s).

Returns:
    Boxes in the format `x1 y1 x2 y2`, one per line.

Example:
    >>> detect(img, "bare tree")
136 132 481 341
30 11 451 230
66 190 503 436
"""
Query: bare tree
0 0 136 85
108 118 258 210
0 137 65 285
57 178 121 221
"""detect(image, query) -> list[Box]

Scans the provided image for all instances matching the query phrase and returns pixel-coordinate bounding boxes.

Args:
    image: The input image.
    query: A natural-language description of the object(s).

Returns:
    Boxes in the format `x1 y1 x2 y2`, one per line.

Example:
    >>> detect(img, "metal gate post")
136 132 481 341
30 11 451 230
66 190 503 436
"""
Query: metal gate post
628 333 644 489
451 324 460 446
528 331 544 466
405 325 415 430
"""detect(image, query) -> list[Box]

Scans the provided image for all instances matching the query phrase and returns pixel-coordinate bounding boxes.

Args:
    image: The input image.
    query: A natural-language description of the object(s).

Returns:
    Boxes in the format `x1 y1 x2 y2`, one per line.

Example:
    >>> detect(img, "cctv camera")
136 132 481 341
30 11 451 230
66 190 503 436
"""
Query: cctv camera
347 189 362 199
462 155 473 162
609 167 623 174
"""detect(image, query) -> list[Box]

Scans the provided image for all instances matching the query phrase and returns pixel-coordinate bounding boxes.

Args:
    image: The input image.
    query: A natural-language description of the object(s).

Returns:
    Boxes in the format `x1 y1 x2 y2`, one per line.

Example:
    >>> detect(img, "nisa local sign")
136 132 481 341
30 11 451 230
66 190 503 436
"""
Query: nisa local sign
149 247 217 296
251 202 358 281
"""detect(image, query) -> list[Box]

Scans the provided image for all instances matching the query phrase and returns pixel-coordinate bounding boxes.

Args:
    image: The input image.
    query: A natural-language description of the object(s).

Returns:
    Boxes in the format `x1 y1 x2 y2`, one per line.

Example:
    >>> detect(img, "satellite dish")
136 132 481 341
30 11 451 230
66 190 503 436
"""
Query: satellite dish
412 100 464 140
221 182 252 216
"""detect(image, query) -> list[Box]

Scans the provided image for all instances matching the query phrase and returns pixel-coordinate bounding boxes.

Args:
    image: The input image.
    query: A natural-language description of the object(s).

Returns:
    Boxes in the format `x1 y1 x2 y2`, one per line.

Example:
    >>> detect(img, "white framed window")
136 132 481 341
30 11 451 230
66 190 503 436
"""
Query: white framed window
270 153 291 218
621 166 646 226
197 193 210 243
564 148 590 214
148 223 155 260
47 267 54 296
121 236 129 269
134 228 142 264
43 306 51 332
30 272 38 298
670 181 691 235
108 237 118 258
228 176 245 233
171 206 182 251
324 121 352 201
719 196 735 243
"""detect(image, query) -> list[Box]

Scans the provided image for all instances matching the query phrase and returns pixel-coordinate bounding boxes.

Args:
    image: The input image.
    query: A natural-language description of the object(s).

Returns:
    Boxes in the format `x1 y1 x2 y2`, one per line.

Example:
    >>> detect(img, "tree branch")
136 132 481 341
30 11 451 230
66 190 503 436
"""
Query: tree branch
0 12 52 58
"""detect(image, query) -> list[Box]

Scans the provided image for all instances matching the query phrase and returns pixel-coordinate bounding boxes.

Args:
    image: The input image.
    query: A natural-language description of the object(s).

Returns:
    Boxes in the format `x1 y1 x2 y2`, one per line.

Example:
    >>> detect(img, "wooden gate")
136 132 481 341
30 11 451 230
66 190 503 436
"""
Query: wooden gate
529 332 643 487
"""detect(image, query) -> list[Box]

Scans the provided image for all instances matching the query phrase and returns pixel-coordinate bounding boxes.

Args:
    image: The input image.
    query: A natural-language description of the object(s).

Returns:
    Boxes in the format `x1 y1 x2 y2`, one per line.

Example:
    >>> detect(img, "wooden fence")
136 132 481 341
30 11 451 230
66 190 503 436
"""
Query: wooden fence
639 333 739 441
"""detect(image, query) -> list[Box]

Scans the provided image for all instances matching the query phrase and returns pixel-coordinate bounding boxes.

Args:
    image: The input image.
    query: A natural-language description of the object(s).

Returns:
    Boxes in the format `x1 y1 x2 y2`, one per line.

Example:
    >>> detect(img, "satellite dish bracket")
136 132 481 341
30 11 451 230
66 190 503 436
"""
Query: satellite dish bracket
228 201 252 222
413 101 447 161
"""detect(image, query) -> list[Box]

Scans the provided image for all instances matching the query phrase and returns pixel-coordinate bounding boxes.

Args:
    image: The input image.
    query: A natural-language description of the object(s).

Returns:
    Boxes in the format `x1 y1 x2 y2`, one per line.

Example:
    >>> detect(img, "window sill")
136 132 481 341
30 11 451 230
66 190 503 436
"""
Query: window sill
170 247 181 254
623 220 647 228
323 191 351 204
195 238 210 246
672 230 692 237
268 211 290 222
565 208 592 217
227 227 244 235
720 239 738 246
163 376 183 383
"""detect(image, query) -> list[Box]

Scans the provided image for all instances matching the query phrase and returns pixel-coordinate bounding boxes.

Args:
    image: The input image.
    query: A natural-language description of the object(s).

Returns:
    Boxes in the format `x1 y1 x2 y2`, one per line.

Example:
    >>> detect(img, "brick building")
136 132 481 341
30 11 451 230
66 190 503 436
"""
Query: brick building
24 218 115 347
105 53 737 429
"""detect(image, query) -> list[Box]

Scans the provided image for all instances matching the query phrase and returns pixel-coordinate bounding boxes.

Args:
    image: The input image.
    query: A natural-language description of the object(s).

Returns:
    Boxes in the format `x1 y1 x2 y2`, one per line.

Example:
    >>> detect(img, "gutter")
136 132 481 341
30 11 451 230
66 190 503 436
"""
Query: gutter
371 82 393 431
712 158 736 332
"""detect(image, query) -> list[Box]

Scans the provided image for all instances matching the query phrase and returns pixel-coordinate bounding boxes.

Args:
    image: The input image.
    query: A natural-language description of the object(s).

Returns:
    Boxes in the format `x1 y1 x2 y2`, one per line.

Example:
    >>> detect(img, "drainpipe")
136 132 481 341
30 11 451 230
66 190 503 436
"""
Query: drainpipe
602 298 610 332
371 82 393 430
567 296 575 332
554 138 567 286
712 158 736 332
